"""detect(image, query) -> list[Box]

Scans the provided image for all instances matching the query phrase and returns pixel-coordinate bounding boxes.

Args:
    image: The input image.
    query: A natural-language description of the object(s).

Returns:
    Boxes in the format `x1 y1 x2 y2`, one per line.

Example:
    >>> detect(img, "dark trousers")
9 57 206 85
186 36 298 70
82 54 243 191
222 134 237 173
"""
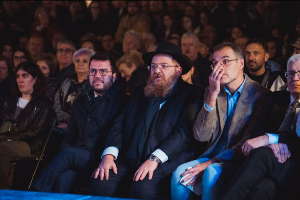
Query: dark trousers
32 145 91 193
90 160 169 199
222 147 299 200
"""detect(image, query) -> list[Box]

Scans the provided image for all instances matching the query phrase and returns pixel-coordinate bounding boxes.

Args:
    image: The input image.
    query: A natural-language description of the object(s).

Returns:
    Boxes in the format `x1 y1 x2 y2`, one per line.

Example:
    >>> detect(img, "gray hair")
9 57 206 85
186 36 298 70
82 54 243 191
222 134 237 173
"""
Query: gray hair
181 32 200 47
57 39 76 52
287 54 300 70
124 30 141 43
73 48 95 61
213 42 244 59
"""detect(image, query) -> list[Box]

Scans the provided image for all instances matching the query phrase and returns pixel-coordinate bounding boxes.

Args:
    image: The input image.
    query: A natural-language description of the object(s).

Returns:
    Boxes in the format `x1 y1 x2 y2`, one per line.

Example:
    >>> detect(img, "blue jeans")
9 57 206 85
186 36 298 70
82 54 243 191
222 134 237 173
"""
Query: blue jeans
171 158 224 200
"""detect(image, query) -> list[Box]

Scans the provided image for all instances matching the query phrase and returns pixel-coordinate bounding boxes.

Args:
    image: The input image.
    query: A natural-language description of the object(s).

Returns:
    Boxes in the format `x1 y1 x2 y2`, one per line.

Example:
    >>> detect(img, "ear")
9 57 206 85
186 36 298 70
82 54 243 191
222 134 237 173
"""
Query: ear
239 58 244 70
112 73 117 83
177 66 182 75
264 53 270 62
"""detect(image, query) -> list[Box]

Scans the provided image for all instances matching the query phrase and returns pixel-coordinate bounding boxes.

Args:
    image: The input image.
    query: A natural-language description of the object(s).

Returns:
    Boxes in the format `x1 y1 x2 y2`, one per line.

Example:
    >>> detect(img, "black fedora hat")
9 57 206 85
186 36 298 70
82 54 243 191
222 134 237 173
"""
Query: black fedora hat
142 41 192 74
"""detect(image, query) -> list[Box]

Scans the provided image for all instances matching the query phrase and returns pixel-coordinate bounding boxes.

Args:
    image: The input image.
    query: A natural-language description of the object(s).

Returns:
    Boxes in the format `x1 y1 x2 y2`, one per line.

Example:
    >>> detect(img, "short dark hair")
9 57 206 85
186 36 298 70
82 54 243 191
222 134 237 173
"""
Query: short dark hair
89 52 117 73
246 39 268 53
0 55 13 75
13 61 47 99
12 47 32 67
213 42 243 59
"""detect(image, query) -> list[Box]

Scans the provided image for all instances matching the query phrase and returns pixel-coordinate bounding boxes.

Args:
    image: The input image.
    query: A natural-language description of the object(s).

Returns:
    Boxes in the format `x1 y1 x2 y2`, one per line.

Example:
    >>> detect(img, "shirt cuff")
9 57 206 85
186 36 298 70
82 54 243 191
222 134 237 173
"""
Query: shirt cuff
101 146 119 160
204 102 215 111
266 133 279 144
152 149 168 163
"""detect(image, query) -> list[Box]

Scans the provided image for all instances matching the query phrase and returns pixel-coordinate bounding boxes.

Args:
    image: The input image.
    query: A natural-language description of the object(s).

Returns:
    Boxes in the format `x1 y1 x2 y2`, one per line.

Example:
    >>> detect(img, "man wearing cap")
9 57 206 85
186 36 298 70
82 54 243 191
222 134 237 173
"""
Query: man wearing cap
90 41 205 199
171 42 269 200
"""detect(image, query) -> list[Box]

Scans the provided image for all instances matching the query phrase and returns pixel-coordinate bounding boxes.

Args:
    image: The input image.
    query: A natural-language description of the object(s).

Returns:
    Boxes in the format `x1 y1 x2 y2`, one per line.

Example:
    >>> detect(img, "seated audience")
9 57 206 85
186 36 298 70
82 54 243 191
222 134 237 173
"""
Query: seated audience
27 35 45 62
244 39 286 91
141 32 156 53
235 36 249 55
115 1 151 44
171 42 269 200
116 52 148 94
181 32 212 88
12 47 32 70
32 52 129 193
0 40 14 60
198 35 213 61
223 54 300 200
53 48 94 135
80 39 96 52
56 39 76 86
122 30 141 54
0 61 54 189
90 41 204 199
101 32 122 60
36 53 58 101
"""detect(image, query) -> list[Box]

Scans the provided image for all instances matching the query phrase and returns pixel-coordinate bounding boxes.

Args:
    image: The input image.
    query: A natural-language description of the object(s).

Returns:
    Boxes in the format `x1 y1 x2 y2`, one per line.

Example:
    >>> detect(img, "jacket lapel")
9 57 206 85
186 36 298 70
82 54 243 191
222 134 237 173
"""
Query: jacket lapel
228 76 256 135
216 87 227 132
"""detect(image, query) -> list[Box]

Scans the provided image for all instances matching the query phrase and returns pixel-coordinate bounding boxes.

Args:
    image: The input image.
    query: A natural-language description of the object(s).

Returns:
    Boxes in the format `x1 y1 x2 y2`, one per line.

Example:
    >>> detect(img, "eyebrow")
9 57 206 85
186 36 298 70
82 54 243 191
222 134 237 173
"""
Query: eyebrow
151 62 168 64
212 56 229 62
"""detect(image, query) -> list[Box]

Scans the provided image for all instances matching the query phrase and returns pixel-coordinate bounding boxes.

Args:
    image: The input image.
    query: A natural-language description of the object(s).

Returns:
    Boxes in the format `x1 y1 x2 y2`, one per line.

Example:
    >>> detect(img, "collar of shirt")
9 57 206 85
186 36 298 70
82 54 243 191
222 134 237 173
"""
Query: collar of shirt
224 75 246 98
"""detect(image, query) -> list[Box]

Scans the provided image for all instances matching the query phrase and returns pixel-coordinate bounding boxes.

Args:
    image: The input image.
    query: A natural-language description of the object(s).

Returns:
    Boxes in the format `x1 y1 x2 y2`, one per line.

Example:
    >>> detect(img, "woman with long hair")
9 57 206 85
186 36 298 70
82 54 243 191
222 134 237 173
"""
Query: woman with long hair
0 61 54 189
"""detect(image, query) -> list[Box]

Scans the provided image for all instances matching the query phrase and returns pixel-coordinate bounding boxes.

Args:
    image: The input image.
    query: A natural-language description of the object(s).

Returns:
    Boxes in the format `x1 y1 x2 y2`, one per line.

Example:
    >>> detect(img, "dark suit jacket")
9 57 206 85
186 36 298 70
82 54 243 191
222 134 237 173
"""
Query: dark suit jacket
193 75 270 162
104 78 205 174
62 80 129 158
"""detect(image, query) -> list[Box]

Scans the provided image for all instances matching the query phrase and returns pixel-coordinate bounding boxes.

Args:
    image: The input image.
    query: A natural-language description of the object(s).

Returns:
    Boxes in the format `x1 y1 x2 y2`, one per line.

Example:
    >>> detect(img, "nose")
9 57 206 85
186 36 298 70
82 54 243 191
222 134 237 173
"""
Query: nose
248 53 255 60
153 66 162 74
292 72 300 81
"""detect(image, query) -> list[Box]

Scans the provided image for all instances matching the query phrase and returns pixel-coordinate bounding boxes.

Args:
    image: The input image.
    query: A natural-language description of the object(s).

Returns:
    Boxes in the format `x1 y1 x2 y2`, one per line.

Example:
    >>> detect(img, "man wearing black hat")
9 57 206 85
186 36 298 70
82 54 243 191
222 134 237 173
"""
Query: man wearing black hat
90 41 205 199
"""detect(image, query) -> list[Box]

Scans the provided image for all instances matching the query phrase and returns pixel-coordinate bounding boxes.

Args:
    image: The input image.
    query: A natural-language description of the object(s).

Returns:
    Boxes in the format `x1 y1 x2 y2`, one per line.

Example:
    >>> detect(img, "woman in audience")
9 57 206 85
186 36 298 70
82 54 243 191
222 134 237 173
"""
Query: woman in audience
157 13 178 43
0 40 15 60
0 61 54 189
53 48 94 133
181 15 198 35
117 52 148 94
12 48 32 70
36 53 58 101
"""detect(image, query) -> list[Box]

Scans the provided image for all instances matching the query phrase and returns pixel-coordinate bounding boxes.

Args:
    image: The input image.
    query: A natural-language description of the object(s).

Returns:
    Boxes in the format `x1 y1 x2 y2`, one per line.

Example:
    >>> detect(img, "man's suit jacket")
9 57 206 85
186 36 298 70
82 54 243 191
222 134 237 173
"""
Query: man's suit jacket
62 80 129 158
193 75 269 162
105 78 205 174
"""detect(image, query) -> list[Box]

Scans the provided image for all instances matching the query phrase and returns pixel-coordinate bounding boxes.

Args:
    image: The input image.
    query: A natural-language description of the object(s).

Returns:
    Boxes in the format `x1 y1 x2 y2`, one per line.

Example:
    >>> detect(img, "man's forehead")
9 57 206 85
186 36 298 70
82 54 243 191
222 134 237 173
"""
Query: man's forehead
59 43 72 49
288 61 300 71
213 47 234 60
246 43 264 51
90 60 111 68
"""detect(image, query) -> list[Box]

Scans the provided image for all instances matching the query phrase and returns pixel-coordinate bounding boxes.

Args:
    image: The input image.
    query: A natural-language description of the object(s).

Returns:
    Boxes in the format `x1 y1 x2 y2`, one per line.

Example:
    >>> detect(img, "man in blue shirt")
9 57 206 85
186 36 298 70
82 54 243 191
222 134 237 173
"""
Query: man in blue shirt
171 42 269 200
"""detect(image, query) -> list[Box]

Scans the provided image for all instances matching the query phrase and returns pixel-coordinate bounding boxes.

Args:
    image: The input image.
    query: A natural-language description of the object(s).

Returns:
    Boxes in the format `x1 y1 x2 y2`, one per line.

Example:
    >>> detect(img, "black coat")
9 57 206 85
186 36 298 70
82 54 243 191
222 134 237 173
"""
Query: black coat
62 80 129 158
0 95 55 155
105 78 205 174
192 53 212 89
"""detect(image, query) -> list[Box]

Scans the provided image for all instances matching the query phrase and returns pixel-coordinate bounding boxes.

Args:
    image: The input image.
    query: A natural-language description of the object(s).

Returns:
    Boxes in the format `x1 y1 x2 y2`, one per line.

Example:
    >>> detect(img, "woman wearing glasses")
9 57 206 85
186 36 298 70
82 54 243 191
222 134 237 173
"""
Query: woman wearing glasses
53 48 94 133
0 62 54 189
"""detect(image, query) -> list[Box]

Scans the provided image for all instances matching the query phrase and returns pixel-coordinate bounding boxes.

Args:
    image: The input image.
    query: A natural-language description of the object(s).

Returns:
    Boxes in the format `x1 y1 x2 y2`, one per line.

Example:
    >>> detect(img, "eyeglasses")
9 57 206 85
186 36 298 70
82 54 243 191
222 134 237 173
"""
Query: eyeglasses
89 69 112 76
148 64 178 71
13 56 26 61
211 58 239 69
57 48 73 53
285 71 300 79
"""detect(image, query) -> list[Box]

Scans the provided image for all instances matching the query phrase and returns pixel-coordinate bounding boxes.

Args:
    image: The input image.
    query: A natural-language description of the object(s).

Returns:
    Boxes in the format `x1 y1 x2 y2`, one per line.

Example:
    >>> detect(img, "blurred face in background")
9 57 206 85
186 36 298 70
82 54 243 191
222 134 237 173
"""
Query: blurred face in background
2 45 13 59
13 51 27 68
123 34 139 54
127 2 139 16
82 41 95 51
102 35 115 52
70 2 82 18
28 37 44 59
57 43 74 67
37 60 50 77
0 60 9 81
74 54 90 74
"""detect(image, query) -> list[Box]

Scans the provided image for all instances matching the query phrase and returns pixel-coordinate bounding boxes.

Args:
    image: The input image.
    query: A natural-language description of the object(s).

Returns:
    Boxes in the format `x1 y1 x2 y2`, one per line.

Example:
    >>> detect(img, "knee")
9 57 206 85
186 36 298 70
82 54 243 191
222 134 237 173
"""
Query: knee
202 163 222 187
248 147 273 161
90 179 111 196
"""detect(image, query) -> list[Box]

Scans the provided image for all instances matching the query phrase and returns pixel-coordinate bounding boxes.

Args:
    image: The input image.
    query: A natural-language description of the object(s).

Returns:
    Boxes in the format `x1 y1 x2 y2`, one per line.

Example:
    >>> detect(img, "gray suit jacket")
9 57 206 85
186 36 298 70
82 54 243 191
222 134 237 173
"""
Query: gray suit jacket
193 74 270 162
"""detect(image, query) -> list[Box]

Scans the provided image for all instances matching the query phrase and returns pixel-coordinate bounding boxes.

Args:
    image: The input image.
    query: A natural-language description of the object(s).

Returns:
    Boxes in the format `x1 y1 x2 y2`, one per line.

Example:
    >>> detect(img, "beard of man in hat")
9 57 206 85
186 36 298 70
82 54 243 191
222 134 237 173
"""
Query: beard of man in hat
144 54 182 98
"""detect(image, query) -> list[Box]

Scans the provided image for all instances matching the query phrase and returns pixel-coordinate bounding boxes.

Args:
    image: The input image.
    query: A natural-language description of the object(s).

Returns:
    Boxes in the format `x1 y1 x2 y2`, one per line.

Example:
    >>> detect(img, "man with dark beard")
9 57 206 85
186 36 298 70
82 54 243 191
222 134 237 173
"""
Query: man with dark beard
244 39 286 91
90 41 205 199
31 53 129 193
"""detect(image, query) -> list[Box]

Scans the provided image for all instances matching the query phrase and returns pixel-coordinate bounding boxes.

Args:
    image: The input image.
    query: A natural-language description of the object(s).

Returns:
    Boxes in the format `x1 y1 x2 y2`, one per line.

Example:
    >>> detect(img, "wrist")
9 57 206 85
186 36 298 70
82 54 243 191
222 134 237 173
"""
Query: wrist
149 154 162 164
103 154 115 160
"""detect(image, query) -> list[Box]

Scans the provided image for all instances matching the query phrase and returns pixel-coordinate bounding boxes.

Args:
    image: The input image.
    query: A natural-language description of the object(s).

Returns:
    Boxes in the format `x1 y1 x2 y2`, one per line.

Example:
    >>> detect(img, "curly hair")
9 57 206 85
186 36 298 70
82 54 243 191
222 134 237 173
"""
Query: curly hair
13 61 47 99
36 53 58 72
